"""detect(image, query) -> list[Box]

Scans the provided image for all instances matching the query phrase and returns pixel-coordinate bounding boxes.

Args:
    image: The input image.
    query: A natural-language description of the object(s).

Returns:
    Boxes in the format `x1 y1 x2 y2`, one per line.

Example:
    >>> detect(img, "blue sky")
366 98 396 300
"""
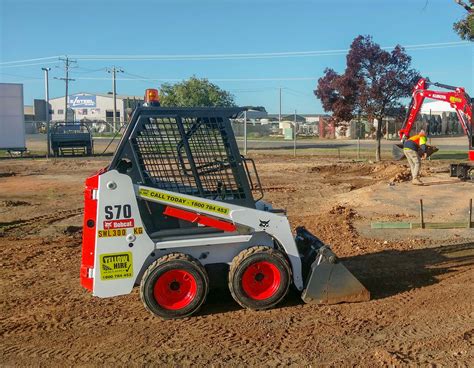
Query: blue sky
0 0 472 114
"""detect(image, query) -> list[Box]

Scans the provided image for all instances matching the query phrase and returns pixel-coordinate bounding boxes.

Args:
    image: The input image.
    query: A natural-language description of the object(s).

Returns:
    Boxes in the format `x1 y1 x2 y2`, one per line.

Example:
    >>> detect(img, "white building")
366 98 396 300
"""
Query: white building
48 92 143 122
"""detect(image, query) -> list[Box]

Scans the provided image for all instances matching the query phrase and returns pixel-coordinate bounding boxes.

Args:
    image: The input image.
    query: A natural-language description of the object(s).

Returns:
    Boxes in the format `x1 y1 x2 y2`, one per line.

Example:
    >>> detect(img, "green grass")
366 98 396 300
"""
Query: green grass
428 151 470 161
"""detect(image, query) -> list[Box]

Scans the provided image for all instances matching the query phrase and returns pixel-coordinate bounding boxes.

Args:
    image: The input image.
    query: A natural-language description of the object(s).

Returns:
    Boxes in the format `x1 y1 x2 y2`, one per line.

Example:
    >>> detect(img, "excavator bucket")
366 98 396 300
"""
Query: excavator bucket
392 144 405 161
393 143 439 161
295 227 370 304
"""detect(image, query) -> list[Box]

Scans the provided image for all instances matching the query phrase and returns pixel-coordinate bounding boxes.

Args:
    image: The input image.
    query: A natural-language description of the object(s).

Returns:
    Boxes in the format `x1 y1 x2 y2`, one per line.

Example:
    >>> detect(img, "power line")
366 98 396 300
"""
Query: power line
68 41 470 61
0 60 59 69
1 41 467 68
71 76 319 82
0 56 60 66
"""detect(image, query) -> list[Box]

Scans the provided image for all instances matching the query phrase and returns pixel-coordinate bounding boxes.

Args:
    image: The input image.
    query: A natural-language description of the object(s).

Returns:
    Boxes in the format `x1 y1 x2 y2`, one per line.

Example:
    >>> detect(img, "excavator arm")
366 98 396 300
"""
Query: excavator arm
398 78 473 161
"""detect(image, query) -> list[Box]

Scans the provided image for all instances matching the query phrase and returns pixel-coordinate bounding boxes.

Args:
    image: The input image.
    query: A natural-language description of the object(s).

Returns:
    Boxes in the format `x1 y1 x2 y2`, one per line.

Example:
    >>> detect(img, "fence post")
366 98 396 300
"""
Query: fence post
357 137 360 159
243 110 247 156
469 198 472 229
293 110 297 158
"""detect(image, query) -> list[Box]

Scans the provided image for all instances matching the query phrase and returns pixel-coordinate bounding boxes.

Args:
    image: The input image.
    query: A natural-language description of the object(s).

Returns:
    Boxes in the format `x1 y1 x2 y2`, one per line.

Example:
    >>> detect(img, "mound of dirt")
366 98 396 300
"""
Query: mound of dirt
307 162 413 188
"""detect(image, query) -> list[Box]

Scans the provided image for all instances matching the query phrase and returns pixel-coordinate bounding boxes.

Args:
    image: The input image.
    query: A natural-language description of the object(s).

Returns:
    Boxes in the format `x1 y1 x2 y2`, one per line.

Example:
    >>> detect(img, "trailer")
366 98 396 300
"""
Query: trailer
0 83 26 154
50 122 93 156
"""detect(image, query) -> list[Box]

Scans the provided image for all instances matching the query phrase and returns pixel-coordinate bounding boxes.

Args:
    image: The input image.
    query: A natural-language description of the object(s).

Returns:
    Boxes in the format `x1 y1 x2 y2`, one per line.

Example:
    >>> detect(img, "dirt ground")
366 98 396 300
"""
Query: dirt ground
1 155 473 366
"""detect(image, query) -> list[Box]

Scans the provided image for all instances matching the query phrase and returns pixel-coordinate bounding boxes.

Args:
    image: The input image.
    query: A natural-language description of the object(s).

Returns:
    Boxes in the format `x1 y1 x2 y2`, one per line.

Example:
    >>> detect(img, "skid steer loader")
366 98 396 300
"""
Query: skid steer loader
80 89 369 319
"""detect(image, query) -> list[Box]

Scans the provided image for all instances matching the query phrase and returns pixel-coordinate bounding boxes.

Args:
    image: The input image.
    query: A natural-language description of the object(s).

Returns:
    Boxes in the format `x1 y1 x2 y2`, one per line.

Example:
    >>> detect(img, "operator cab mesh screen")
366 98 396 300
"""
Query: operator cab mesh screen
131 116 247 201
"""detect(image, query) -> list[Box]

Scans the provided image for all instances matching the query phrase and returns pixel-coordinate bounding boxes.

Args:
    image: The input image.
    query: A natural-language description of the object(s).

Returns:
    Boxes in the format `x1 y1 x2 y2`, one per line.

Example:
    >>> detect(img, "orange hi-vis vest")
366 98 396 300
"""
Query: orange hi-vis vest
409 134 427 146
404 134 427 151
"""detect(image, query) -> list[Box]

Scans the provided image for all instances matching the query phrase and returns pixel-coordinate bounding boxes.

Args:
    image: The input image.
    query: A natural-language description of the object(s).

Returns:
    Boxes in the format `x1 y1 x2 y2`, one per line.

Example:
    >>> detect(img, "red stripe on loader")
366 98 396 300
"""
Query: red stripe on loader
163 206 237 232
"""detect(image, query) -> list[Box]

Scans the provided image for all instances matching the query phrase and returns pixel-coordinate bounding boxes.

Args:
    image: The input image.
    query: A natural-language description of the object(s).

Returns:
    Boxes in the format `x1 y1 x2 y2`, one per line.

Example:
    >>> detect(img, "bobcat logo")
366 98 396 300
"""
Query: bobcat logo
259 220 270 228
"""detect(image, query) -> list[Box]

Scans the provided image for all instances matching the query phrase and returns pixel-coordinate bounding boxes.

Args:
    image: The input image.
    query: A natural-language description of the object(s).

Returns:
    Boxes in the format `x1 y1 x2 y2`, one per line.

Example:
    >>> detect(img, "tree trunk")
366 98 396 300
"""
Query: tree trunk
375 117 383 161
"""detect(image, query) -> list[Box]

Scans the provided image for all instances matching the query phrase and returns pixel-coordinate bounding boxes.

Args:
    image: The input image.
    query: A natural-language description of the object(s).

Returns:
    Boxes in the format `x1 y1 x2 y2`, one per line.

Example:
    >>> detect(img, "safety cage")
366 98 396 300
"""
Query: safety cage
109 107 259 236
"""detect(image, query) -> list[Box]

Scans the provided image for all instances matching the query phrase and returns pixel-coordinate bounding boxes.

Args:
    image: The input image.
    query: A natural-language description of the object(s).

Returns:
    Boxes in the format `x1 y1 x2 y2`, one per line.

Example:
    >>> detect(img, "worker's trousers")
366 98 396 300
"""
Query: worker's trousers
404 149 421 180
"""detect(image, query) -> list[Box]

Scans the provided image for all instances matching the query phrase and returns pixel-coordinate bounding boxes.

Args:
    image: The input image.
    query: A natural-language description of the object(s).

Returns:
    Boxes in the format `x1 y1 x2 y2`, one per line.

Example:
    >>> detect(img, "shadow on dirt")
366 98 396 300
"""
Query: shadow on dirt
198 242 473 316
343 242 474 300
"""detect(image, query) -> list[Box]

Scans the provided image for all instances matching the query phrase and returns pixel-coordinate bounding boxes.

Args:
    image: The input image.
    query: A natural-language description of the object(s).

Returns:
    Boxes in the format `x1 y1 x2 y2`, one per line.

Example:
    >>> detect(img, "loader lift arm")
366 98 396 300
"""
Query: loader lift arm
399 78 473 161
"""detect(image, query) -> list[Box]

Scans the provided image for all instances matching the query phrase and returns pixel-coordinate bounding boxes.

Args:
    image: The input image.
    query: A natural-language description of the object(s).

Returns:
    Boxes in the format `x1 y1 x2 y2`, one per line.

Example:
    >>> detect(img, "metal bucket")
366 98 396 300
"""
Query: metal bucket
295 227 370 304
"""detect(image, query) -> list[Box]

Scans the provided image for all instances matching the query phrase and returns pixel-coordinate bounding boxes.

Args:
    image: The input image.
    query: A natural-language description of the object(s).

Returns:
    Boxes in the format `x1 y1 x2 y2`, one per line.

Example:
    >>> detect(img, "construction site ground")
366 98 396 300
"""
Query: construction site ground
1 154 473 366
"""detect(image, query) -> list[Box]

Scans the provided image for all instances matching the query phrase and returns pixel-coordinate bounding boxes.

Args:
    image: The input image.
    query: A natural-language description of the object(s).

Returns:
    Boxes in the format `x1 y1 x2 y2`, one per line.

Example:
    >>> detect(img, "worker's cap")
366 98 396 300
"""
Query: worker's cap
418 129 426 136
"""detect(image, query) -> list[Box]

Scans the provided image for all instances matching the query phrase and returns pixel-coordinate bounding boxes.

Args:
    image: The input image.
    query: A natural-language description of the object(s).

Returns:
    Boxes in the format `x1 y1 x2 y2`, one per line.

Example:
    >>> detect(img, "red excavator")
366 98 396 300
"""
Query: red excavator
394 78 473 180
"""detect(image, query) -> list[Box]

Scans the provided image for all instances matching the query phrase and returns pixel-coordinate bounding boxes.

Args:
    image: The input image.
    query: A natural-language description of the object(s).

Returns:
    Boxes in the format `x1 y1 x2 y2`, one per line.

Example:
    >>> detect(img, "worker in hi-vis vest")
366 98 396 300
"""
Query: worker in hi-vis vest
403 129 428 185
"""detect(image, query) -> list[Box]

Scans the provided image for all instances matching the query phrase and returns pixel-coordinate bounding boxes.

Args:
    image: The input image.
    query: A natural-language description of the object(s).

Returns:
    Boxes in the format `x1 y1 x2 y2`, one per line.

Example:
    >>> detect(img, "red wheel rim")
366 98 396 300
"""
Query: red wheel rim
241 261 281 300
153 269 197 310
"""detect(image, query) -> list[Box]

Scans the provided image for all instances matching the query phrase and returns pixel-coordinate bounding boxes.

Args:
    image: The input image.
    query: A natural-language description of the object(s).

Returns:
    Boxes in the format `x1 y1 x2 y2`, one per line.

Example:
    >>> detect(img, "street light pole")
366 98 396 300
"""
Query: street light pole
42 67 51 158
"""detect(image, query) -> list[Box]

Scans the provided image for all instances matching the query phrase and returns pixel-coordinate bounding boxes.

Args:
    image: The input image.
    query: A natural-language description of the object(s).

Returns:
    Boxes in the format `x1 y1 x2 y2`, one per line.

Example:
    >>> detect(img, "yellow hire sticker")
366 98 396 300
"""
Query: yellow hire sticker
100 252 133 280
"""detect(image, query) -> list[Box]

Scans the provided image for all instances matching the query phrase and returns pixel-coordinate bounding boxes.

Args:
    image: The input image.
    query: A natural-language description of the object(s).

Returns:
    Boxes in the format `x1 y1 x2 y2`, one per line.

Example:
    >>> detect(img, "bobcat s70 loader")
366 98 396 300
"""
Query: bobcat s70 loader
80 89 369 319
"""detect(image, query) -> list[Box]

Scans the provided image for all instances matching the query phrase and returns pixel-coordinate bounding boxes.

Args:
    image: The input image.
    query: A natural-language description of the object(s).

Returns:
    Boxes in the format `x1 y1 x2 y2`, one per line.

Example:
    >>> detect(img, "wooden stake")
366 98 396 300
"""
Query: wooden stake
419 199 425 229
469 198 473 229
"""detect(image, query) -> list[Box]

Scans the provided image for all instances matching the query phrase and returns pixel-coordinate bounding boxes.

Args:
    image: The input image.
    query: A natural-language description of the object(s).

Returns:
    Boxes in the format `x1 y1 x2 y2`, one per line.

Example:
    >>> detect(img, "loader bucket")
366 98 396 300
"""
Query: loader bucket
301 258 370 304
295 227 370 305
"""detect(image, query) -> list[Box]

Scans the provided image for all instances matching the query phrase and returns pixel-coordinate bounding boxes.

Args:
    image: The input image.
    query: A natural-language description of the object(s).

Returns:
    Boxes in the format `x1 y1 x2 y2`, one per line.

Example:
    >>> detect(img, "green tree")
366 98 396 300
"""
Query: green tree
453 1 474 41
159 77 235 107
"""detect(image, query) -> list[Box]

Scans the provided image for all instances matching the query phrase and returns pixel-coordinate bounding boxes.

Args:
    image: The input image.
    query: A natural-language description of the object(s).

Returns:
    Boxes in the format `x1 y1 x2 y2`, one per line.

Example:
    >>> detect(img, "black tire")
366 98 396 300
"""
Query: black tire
228 246 291 311
140 253 209 319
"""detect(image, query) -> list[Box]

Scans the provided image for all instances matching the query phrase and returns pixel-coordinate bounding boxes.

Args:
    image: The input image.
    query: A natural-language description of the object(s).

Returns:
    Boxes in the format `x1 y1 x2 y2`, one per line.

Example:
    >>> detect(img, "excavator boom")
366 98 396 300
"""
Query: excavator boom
397 78 473 161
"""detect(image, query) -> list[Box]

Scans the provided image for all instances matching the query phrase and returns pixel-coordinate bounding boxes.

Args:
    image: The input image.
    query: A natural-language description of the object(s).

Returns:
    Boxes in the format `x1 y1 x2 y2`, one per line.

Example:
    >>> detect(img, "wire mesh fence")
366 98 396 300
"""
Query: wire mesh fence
19 110 468 159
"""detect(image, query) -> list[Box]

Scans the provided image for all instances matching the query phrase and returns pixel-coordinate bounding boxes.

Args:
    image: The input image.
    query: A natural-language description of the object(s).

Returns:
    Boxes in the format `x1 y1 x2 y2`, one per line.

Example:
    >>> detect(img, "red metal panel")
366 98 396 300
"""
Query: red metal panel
80 170 102 291
469 150 474 161
163 206 237 232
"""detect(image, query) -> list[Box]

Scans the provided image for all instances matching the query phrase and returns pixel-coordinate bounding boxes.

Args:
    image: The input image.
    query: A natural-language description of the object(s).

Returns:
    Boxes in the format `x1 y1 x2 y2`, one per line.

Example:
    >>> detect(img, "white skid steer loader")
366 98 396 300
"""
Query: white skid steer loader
80 90 369 319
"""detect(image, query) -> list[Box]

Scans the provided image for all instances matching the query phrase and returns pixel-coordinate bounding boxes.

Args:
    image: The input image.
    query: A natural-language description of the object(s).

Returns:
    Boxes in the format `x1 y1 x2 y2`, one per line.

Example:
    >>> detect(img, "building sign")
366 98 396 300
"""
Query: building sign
68 94 96 109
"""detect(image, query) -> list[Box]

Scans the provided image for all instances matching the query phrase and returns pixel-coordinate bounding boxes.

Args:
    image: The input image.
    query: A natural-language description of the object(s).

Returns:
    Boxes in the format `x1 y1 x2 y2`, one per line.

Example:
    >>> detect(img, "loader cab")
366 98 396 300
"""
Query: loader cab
109 92 261 238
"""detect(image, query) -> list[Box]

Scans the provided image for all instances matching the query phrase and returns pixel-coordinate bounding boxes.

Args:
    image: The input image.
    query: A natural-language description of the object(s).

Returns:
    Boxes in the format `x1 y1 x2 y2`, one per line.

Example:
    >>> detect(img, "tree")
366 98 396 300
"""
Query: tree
314 68 360 124
315 35 420 161
159 77 235 107
347 36 420 161
453 1 474 41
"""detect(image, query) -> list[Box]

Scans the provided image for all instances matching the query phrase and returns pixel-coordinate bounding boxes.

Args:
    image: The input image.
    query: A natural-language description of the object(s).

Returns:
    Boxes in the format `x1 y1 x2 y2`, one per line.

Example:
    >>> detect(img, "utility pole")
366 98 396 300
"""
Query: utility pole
41 67 51 158
107 66 124 132
55 56 76 122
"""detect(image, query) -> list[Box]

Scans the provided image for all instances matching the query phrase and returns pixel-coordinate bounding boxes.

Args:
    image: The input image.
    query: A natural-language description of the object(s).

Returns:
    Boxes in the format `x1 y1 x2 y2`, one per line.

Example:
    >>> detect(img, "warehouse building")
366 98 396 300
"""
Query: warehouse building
47 92 143 122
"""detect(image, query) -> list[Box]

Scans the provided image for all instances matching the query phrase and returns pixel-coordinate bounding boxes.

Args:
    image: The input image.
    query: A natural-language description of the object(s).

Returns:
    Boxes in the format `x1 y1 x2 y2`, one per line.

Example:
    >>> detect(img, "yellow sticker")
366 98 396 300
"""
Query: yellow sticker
98 229 127 238
139 188 230 215
98 227 143 238
449 96 462 103
134 227 143 235
100 252 133 280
